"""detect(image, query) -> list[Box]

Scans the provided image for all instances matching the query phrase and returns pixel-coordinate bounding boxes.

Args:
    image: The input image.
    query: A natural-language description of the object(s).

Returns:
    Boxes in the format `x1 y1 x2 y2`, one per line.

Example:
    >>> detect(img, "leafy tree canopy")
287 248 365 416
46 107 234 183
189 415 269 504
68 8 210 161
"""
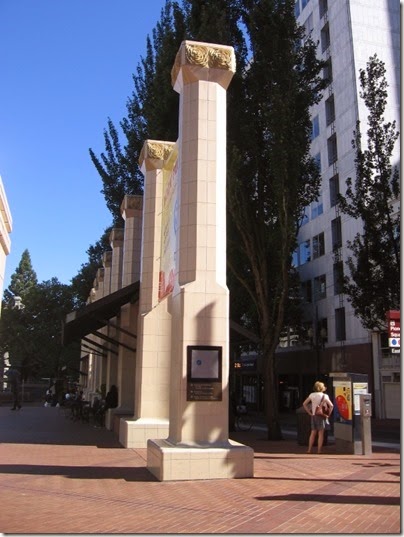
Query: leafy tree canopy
1 251 79 381
338 54 400 331
3 249 37 307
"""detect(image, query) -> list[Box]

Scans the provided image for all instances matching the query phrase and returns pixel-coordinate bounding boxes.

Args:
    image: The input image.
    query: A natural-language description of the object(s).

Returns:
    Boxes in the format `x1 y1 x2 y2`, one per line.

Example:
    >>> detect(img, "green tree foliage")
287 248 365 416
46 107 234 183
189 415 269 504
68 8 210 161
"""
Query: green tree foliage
70 226 112 308
338 54 400 331
225 0 326 439
1 252 78 381
3 249 37 307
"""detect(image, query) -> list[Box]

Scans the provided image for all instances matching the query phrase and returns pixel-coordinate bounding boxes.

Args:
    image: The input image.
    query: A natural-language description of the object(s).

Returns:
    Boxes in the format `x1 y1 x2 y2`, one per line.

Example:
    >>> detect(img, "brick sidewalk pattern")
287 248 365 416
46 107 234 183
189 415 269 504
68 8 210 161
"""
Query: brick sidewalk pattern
0 405 400 534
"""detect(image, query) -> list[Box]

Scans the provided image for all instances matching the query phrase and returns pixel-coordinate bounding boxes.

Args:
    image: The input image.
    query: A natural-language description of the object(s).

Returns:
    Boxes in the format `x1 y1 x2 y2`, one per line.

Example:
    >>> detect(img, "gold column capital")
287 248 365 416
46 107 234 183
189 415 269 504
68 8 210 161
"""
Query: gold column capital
171 40 236 90
139 140 176 171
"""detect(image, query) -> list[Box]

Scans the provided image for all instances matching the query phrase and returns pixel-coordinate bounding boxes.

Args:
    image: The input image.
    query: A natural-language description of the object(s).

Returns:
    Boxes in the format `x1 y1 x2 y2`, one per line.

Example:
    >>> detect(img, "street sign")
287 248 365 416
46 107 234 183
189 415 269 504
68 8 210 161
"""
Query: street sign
387 310 400 349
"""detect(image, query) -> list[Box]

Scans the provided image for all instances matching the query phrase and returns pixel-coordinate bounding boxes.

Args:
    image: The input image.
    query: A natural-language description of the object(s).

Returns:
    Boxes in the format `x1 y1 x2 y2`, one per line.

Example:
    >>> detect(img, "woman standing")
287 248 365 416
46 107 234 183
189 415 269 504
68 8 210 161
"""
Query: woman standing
303 381 333 454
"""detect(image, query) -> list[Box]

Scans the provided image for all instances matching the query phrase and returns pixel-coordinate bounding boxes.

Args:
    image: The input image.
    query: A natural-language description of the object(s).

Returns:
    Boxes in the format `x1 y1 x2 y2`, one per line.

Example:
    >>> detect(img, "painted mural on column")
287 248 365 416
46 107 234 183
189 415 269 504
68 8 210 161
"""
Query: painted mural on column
159 145 179 301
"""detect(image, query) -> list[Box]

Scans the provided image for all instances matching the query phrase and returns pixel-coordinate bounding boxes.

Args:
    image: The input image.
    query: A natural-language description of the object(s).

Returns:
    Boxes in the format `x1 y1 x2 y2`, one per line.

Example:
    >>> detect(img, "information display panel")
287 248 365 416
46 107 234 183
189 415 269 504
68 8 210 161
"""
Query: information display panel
187 345 222 401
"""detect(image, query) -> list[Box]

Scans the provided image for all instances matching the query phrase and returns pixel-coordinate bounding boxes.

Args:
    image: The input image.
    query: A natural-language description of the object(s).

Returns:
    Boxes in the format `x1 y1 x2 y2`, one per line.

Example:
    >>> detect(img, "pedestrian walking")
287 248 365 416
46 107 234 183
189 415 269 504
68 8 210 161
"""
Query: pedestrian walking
303 380 333 454
7 367 22 410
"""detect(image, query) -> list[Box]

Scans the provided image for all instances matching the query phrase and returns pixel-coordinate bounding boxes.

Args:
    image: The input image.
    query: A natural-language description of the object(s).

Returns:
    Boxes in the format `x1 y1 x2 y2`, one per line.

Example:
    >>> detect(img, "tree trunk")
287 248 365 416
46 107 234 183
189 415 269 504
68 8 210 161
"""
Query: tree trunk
263 347 283 440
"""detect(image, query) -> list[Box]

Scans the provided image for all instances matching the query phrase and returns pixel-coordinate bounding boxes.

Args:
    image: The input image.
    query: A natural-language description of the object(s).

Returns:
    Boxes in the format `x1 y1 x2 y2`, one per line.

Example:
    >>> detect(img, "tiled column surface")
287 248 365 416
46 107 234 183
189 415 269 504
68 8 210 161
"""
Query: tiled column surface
112 197 143 429
119 141 175 449
109 229 124 292
99 260 113 394
102 252 112 296
94 269 107 395
104 230 124 429
82 280 99 399
147 41 253 481
121 195 143 287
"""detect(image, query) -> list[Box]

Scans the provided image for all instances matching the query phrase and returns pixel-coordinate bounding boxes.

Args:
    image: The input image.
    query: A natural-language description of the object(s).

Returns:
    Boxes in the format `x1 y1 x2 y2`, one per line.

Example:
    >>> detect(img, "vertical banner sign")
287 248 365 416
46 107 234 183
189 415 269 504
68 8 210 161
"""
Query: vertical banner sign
159 145 179 301
386 310 400 352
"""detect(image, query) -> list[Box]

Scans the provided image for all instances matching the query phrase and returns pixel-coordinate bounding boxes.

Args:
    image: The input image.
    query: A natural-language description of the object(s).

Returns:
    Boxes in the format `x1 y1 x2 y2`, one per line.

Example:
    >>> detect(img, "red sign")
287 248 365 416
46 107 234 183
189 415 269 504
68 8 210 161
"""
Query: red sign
386 310 400 348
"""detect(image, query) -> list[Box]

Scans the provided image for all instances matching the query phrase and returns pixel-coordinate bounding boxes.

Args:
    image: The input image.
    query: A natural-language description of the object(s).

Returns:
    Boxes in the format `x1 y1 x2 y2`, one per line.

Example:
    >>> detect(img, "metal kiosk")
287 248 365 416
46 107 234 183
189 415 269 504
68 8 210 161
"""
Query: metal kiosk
330 372 372 455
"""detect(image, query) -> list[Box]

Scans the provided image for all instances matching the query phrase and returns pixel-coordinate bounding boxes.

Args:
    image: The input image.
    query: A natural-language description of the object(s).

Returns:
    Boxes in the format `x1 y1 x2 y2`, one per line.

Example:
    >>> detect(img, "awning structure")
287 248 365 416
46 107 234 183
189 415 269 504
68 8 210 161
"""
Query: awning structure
62 280 258 354
62 281 140 352
229 320 260 346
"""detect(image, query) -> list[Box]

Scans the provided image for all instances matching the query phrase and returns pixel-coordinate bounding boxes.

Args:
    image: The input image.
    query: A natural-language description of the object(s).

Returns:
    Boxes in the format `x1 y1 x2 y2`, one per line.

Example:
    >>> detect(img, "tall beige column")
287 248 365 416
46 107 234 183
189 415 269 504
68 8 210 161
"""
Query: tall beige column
147 41 253 480
121 195 143 286
102 252 112 296
99 254 114 398
110 229 124 292
103 231 124 429
119 141 175 448
114 196 142 419
89 269 107 396
83 279 100 398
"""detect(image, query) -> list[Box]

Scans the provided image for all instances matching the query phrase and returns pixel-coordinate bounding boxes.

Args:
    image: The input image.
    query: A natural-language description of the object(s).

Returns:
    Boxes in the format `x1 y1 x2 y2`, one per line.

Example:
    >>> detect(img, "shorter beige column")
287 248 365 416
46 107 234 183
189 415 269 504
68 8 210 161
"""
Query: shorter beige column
119 140 174 448
114 196 143 436
104 233 123 429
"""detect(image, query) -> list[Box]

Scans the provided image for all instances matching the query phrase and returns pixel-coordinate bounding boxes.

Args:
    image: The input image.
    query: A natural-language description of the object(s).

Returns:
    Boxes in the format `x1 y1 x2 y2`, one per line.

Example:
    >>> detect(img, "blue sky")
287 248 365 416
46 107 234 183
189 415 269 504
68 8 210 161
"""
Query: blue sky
0 0 167 290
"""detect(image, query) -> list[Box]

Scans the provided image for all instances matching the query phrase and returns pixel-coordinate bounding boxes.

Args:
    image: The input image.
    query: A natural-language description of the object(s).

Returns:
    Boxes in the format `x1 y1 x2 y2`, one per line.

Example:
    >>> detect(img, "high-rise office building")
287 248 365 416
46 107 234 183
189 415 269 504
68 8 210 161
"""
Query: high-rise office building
277 0 400 418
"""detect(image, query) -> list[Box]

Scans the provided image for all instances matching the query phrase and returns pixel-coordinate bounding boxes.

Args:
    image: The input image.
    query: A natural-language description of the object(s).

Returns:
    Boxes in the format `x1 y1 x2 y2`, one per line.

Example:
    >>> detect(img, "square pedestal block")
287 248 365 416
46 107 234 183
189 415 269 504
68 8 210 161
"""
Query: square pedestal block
147 438 254 481
104 408 132 431
119 417 169 449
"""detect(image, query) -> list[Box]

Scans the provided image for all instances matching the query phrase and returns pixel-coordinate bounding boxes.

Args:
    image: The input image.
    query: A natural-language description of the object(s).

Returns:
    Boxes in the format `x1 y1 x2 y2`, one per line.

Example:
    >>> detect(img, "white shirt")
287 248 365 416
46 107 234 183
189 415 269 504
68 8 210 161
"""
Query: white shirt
306 391 332 415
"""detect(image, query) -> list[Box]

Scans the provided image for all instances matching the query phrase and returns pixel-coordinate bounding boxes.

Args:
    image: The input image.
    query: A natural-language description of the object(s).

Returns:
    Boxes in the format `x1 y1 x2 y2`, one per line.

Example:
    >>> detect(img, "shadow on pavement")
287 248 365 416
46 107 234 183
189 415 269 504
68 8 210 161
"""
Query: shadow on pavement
0 463 156 481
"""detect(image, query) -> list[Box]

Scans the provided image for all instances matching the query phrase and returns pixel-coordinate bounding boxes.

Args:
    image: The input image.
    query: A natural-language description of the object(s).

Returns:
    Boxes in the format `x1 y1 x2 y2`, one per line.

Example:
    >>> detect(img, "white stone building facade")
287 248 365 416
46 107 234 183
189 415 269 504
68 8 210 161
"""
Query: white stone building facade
279 0 400 418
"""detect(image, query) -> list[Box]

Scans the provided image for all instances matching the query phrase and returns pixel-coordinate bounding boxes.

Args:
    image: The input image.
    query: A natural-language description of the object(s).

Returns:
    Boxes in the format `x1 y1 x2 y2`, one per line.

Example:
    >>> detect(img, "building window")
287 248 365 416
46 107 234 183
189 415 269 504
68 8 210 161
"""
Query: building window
311 115 320 140
323 58 333 86
313 232 325 259
294 0 300 18
321 23 330 53
325 95 335 125
331 216 342 250
327 133 338 165
302 0 310 9
301 279 312 303
319 0 328 18
299 239 311 265
329 174 340 207
335 307 346 341
314 274 326 300
303 12 314 35
317 318 328 344
314 152 321 173
333 261 344 295
311 192 323 219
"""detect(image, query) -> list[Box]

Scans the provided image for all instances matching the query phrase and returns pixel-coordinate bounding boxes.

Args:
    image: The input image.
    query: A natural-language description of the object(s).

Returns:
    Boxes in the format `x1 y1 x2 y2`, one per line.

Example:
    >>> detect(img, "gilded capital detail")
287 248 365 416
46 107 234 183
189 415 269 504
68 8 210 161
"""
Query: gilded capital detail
110 228 124 244
121 195 143 214
139 140 176 168
103 251 113 266
171 41 236 87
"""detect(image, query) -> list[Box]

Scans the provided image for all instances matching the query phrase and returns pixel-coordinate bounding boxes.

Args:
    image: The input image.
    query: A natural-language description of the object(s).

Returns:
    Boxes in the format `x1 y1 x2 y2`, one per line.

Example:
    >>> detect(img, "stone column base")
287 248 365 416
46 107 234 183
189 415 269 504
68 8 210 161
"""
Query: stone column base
104 408 132 431
119 417 169 448
147 438 254 481
102 407 133 434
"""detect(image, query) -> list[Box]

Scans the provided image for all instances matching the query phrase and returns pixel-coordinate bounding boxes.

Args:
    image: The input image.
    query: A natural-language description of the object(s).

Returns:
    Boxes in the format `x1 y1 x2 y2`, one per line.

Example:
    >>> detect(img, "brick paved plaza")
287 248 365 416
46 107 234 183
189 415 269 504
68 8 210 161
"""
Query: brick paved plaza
0 404 400 534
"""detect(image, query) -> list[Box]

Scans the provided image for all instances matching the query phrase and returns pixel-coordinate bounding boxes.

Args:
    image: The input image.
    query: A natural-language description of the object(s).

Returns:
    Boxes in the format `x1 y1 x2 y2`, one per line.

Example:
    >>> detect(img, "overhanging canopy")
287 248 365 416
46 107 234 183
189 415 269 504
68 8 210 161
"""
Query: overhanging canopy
62 281 140 348
62 280 258 352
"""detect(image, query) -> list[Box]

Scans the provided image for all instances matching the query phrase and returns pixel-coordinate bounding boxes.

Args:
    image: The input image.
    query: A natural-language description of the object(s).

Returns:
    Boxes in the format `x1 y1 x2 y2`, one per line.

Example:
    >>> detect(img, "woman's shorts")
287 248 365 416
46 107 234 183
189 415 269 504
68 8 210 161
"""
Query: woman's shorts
310 415 326 430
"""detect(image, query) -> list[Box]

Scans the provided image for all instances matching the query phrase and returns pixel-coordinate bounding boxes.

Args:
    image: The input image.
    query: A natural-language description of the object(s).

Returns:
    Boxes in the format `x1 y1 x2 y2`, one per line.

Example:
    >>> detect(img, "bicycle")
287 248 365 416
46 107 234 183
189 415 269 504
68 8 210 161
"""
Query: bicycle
235 406 253 431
